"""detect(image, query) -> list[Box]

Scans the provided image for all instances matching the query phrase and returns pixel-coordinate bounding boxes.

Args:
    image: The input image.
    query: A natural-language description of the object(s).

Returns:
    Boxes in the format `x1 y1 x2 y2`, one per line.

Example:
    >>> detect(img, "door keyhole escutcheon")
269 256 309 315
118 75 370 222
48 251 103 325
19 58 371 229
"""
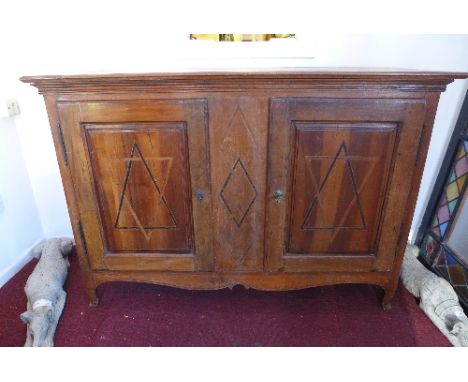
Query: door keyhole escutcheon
274 190 284 204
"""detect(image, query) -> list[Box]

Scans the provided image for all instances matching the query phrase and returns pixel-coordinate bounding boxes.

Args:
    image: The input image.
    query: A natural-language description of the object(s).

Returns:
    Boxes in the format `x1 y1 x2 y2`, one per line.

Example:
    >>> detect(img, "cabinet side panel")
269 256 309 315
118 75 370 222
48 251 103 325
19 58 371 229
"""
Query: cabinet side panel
382 93 441 302
374 101 427 270
43 96 98 284
57 102 107 270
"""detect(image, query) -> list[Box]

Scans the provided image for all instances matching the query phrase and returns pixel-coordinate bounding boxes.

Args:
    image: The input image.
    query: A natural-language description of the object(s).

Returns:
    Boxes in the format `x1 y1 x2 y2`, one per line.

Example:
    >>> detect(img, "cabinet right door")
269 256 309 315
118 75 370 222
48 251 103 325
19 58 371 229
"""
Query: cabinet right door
265 98 426 272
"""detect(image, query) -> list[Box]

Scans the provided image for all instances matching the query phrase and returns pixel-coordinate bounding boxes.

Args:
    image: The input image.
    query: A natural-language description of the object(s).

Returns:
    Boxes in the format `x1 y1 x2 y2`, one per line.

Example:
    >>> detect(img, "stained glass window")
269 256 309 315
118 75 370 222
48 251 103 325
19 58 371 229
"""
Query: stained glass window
420 138 468 305
428 141 468 240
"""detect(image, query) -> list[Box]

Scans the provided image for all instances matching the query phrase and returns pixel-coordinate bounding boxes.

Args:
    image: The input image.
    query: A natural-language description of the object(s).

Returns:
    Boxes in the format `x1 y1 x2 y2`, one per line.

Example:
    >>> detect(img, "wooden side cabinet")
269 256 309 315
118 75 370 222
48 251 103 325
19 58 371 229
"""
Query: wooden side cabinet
21 70 467 309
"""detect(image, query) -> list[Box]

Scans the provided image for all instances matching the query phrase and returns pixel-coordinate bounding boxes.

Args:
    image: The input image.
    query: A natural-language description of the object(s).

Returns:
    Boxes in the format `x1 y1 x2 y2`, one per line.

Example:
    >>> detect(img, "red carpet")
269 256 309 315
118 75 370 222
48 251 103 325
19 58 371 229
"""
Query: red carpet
0 253 450 346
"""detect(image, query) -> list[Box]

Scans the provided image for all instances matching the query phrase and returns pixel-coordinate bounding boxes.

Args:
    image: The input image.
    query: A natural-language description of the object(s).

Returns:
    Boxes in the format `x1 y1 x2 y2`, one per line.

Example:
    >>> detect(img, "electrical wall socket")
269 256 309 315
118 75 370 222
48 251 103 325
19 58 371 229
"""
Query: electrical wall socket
5 99 20 117
0 98 20 117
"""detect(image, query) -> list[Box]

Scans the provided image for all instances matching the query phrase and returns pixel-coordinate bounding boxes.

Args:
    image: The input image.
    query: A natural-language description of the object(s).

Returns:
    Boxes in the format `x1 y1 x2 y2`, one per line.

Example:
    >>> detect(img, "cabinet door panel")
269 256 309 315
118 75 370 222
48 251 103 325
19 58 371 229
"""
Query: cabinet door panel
288 122 396 254
58 100 212 272
85 124 193 253
266 98 426 272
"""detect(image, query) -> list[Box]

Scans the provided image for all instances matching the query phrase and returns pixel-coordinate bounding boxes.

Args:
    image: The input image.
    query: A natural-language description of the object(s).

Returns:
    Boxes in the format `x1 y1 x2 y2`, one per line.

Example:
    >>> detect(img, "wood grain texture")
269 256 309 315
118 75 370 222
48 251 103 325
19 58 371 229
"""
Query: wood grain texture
20 70 467 94
91 269 392 292
56 99 213 272
382 92 442 309
288 122 396 254
265 98 426 273
85 124 193 253
209 96 267 272
43 96 98 296
21 70 467 308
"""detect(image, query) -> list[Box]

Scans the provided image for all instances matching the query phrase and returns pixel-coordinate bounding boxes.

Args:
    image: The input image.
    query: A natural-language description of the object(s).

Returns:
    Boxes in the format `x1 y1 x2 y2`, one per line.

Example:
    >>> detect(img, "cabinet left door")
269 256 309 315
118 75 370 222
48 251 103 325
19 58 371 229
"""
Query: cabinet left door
57 99 213 272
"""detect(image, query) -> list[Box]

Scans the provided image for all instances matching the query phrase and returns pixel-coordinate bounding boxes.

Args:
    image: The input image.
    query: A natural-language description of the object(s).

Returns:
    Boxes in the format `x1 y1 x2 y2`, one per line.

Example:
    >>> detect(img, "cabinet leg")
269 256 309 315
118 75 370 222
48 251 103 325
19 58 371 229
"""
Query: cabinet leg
381 287 395 311
86 286 99 307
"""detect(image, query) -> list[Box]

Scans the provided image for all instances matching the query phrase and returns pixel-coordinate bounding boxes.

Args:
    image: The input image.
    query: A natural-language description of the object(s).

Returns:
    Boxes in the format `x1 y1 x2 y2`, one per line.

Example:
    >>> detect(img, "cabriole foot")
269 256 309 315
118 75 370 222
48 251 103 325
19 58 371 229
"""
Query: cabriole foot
86 287 99 307
381 288 395 311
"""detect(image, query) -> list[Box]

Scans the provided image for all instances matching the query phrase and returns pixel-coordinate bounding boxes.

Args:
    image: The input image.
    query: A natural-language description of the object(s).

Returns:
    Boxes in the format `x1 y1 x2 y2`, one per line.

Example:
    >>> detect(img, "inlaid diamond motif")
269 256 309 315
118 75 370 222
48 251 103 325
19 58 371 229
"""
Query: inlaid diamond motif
220 158 258 227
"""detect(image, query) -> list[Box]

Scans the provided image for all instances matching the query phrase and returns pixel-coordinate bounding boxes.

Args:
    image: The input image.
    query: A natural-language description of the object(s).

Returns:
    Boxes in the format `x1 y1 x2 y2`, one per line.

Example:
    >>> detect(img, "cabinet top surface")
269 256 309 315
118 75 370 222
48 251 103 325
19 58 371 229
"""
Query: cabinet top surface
21 68 468 94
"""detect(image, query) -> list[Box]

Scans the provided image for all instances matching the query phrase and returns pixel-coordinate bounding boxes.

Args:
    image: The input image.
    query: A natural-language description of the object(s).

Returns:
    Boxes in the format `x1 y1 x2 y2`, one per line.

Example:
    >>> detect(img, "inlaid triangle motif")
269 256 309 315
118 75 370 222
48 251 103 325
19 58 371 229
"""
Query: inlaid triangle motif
302 143 366 230
115 143 177 231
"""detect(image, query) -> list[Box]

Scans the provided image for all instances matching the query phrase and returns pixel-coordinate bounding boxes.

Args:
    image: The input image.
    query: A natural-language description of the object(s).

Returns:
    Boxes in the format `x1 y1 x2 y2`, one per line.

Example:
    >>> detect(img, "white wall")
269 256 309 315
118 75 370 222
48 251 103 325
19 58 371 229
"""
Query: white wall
1 6 467 247
0 115 43 287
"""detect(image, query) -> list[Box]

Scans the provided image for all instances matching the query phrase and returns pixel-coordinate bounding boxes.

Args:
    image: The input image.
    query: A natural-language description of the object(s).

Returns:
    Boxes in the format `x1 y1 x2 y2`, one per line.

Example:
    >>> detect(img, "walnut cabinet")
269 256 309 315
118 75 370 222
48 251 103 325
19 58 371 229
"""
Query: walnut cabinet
21 70 467 308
